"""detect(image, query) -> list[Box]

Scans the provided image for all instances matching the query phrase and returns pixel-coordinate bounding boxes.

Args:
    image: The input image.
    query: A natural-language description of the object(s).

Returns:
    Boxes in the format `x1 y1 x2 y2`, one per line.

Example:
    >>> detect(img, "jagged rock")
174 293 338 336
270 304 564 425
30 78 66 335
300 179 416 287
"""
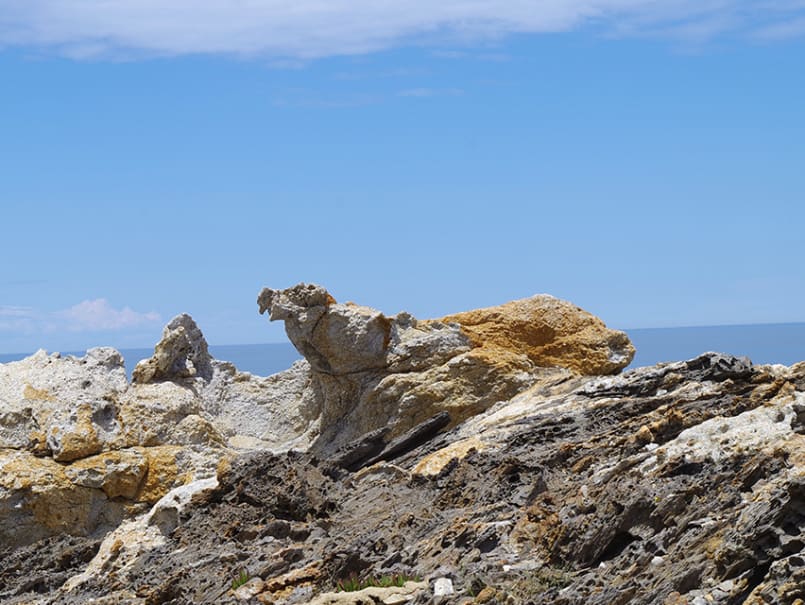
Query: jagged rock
257 283 627 453
201 359 321 450
307 581 428 604
258 284 471 375
5 284 805 605
64 449 148 499
0 331 230 548
0 448 126 547
4 352 801 605
133 313 213 383
0 347 128 456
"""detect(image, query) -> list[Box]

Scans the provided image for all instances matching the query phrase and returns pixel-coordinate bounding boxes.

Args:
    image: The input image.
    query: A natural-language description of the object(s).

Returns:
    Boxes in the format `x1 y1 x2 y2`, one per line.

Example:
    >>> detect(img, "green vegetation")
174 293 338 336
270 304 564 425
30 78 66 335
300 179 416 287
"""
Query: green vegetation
336 573 420 592
230 569 251 591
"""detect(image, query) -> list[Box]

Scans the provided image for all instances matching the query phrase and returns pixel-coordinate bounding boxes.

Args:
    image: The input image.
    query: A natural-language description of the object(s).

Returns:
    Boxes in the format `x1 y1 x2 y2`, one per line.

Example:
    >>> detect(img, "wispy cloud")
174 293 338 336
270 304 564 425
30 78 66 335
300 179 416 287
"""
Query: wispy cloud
57 299 161 331
0 299 161 335
1 1 804 60
0 306 34 318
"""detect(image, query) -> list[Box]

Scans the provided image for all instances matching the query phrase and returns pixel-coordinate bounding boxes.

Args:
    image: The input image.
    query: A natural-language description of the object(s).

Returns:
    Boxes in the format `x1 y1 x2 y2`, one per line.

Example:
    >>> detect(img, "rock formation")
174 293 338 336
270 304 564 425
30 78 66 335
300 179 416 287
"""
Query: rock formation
257 283 634 455
1 284 803 604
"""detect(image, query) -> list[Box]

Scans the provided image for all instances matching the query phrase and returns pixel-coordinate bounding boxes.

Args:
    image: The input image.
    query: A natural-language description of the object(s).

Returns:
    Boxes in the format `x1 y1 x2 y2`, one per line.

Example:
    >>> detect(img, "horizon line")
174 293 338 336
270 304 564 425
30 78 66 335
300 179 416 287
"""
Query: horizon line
3 320 805 357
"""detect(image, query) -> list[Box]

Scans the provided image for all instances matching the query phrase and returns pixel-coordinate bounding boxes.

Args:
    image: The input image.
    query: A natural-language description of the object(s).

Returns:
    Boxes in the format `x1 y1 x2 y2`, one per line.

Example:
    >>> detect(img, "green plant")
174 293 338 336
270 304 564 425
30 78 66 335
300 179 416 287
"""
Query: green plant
336 574 363 592
231 569 251 591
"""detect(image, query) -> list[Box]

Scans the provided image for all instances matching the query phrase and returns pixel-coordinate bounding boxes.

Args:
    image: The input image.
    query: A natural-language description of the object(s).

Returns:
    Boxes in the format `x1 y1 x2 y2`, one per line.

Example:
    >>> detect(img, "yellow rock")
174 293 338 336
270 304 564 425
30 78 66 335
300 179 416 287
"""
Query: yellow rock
49 403 103 462
65 449 148 499
0 449 114 542
441 294 634 375
136 446 182 504
23 384 56 401
413 437 485 477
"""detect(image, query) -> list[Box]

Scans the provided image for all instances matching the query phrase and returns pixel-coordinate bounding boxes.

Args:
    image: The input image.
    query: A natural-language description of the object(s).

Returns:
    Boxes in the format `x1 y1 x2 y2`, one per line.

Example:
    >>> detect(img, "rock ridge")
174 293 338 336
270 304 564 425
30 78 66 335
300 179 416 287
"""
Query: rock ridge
4 284 801 604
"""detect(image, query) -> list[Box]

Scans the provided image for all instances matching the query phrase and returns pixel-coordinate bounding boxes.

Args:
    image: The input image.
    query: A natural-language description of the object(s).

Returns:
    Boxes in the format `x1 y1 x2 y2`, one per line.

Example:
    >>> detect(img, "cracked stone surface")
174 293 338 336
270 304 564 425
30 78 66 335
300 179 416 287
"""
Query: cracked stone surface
6 285 802 604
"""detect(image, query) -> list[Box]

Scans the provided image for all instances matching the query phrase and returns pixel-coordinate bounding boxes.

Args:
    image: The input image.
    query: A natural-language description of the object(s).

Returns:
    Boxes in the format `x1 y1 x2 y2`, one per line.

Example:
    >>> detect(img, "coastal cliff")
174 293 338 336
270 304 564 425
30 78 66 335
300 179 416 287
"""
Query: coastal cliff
1 285 803 604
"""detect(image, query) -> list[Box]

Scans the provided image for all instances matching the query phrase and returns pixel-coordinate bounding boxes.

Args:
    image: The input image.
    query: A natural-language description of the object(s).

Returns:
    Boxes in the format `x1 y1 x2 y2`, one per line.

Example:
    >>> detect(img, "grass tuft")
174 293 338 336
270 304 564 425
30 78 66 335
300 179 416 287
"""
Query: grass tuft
231 570 251 591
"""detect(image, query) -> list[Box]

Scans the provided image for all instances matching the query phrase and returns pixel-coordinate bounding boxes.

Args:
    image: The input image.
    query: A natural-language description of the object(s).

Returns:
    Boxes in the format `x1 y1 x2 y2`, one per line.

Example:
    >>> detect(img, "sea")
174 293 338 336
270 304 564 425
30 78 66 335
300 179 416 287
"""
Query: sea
1 323 803 378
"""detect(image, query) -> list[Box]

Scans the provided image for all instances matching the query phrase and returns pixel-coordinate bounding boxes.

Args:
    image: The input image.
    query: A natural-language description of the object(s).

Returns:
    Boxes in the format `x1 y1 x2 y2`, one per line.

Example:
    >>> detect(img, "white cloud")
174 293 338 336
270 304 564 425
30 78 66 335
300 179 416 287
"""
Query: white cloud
56 299 161 331
0 299 161 334
0 305 34 318
1 1 804 59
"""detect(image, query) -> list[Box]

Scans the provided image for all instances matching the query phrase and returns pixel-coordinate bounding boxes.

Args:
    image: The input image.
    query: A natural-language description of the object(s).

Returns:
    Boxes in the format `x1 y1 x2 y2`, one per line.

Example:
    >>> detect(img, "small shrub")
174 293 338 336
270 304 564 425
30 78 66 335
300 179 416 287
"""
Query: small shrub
231 570 251 591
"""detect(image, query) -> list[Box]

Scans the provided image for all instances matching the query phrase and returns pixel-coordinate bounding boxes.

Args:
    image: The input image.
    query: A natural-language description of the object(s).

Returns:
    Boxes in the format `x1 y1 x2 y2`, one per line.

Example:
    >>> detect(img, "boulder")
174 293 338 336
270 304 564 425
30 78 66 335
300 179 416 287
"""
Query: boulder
0 347 128 458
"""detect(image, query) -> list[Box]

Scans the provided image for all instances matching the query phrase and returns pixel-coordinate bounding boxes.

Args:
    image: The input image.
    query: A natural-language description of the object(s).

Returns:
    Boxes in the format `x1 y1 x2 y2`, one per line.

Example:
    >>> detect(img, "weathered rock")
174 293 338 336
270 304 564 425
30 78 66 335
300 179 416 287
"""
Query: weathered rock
0 332 231 548
133 313 213 383
307 581 428 604
0 448 125 547
257 283 626 454
0 347 128 456
64 449 148 499
4 285 804 605
441 293 634 375
4 352 800 605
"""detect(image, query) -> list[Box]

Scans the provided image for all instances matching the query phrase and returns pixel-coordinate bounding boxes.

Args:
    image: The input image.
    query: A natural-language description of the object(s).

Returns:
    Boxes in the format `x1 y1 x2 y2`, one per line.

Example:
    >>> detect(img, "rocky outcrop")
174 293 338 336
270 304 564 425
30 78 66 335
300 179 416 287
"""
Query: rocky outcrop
133 313 213 383
6 283 803 605
257 283 632 455
2 352 803 604
0 324 229 550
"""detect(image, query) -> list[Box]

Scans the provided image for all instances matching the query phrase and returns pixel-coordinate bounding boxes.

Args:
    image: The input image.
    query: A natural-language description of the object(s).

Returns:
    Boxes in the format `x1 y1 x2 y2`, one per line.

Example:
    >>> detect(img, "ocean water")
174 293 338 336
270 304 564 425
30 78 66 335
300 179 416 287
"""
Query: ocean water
0 343 302 379
1 323 803 377
627 323 805 369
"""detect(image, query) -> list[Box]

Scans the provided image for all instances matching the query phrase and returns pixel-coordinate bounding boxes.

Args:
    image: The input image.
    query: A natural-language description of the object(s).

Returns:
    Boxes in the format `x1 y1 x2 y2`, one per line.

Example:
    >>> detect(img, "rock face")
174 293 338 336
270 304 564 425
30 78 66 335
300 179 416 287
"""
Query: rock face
441 294 635 375
133 313 213 383
4 284 803 605
257 284 633 454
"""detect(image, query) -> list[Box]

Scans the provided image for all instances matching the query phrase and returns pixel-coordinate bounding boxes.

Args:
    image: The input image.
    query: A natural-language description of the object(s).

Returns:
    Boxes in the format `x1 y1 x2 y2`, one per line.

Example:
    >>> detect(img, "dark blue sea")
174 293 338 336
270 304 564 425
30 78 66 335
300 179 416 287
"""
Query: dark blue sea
1 323 804 377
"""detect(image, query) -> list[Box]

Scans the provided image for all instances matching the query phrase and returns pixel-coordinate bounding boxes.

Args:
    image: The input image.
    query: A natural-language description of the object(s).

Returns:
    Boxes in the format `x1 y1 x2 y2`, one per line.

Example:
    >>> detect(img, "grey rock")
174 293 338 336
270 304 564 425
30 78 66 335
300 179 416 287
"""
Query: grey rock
133 313 213 383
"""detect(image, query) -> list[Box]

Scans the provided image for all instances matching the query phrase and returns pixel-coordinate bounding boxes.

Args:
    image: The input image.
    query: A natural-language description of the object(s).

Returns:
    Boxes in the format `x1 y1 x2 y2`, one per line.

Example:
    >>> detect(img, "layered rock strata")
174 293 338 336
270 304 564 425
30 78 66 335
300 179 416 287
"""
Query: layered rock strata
257 283 634 454
6 284 802 604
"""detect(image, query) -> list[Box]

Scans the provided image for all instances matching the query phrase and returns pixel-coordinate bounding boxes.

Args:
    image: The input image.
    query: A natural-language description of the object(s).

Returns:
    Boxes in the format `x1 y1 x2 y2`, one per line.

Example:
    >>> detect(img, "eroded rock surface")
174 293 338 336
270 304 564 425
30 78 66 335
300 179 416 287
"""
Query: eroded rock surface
133 313 213 383
4 284 802 605
257 283 632 454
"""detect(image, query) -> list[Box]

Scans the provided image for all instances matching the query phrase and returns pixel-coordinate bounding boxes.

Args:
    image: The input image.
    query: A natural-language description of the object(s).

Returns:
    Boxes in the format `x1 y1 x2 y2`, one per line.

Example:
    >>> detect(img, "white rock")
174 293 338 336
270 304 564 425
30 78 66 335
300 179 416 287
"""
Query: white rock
432 577 454 596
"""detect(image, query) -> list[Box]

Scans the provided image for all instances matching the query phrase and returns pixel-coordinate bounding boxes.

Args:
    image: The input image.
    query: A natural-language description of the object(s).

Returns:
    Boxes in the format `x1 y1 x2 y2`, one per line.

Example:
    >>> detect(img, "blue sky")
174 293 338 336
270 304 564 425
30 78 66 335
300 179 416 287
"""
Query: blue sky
2 1 804 353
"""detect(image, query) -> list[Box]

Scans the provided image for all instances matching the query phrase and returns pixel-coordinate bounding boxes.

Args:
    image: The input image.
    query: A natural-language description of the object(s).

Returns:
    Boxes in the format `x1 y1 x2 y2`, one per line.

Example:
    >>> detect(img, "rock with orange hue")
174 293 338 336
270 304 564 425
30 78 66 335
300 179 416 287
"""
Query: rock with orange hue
0 448 126 547
257 283 629 454
0 347 127 454
64 449 148 499
441 293 634 375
